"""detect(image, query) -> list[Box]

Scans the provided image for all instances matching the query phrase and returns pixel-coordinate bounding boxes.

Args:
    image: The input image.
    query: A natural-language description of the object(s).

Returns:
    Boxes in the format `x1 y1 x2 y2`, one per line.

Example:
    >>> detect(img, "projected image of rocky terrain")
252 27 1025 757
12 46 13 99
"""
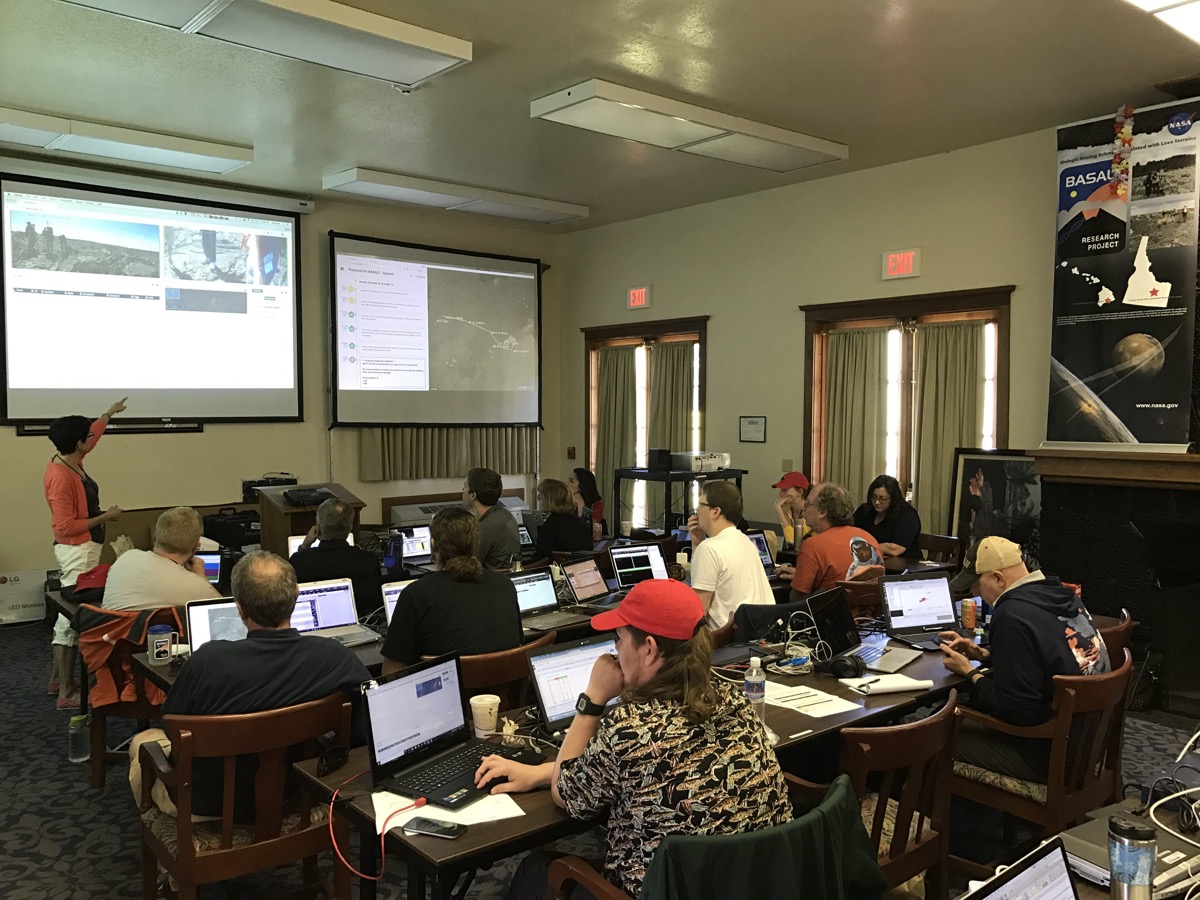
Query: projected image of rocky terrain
164 227 251 283
9 211 160 277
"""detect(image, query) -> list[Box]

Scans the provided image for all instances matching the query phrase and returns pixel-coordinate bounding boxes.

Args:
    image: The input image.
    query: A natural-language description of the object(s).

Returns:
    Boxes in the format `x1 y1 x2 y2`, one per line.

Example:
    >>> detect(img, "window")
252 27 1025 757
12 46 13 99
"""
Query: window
582 317 707 530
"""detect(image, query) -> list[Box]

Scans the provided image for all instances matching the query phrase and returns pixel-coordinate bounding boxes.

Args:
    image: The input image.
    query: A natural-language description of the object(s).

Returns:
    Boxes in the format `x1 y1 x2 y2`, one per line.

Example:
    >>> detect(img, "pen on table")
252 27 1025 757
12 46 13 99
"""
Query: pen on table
788 729 813 740
853 678 880 694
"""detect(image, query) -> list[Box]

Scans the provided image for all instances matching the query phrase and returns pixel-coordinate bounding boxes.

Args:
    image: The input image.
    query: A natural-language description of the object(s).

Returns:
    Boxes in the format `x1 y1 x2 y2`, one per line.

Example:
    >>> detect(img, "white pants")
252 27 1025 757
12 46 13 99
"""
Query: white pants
129 729 220 822
52 541 102 647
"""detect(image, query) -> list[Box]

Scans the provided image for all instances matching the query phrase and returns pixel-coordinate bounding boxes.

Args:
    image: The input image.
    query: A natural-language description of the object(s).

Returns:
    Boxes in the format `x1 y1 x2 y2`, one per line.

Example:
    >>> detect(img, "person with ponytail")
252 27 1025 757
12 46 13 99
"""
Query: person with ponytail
380 507 522 672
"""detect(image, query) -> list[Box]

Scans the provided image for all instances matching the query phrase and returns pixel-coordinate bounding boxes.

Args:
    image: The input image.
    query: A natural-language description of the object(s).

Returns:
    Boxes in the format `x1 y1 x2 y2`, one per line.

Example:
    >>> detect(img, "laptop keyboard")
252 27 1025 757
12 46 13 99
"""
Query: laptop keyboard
524 609 590 630
391 742 533 795
851 644 885 664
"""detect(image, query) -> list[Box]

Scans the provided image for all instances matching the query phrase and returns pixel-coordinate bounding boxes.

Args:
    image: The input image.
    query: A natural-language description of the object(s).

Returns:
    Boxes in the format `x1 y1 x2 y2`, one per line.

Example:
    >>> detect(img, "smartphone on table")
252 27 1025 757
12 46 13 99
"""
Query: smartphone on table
402 817 466 840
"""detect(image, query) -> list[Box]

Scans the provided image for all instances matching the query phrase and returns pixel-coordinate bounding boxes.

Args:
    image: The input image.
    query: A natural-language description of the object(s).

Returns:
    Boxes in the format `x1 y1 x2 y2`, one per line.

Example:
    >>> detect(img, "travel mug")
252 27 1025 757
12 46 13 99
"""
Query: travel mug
1109 816 1156 900
147 624 180 666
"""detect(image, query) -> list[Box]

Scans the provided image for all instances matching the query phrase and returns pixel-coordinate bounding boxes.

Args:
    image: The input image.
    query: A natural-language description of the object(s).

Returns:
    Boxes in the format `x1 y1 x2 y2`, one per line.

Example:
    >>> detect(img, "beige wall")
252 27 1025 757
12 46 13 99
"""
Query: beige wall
556 129 1057 526
2 191 561 572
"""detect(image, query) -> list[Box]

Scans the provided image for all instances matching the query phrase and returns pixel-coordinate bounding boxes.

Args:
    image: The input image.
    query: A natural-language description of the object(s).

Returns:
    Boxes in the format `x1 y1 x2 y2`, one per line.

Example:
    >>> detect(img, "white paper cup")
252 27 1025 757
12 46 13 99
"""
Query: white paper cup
469 694 501 738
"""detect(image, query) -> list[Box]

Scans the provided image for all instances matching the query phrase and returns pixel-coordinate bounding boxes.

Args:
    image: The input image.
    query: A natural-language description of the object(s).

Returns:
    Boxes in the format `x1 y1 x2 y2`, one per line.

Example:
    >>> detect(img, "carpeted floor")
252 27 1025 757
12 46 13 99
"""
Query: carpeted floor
1 618 1193 898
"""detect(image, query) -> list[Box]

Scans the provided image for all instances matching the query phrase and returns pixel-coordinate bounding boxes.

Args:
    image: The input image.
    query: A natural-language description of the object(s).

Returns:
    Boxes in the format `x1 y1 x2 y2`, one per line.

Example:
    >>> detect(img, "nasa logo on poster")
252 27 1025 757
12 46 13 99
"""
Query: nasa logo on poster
1168 112 1194 136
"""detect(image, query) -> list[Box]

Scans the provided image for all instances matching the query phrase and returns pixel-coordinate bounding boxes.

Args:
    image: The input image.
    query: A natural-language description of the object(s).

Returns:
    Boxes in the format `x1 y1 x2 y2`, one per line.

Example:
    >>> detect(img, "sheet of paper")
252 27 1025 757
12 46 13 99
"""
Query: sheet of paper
764 680 861 718
837 674 935 695
372 790 525 835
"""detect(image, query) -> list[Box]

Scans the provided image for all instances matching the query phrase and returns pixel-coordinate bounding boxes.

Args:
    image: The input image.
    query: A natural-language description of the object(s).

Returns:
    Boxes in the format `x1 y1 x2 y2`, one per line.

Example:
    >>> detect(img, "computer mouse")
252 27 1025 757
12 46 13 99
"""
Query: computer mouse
480 775 509 793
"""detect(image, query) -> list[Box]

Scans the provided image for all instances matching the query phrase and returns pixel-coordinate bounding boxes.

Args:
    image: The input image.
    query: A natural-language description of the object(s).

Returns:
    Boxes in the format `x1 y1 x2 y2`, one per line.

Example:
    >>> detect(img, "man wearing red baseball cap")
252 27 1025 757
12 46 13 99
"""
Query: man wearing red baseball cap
772 471 810 550
474 579 791 898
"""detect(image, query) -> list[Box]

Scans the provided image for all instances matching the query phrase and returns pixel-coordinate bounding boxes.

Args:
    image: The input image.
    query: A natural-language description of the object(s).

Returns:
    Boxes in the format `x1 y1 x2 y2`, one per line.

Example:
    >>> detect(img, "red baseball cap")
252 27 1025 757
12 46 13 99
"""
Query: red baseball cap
773 471 810 491
592 579 704 641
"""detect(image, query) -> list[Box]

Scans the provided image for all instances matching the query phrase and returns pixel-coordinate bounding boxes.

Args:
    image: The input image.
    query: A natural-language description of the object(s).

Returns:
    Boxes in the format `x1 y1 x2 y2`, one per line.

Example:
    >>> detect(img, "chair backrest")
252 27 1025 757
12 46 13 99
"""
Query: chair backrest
1097 609 1133 663
163 693 352 852
838 691 958 886
1047 648 1133 809
460 630 557 710
837 579 881 614
917 532 960 565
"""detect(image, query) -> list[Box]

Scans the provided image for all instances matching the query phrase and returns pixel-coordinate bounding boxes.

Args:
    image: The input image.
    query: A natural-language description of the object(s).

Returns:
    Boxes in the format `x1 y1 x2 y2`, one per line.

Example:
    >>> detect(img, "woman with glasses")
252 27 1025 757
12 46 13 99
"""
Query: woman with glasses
852 474 922 558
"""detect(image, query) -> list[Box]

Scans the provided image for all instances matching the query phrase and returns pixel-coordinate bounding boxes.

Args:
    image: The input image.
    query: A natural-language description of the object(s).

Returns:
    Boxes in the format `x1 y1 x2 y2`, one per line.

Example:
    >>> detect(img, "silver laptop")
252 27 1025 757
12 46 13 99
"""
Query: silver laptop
562 557 622 611
881 572 958 650
1061 804 1200 896
381 579 416 623
527 635 620 739
745 530 775 575
292 578 379 646
963 837 1079 899
287 533 355 556
608 543 669 590
402 526 433 566
512 570 592 631
184 597 245 652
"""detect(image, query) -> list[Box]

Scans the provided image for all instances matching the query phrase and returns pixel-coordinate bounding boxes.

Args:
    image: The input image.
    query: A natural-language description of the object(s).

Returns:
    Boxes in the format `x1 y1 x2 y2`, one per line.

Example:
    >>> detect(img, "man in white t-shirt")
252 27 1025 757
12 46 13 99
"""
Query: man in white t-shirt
103 507 220 611
686 482 774 628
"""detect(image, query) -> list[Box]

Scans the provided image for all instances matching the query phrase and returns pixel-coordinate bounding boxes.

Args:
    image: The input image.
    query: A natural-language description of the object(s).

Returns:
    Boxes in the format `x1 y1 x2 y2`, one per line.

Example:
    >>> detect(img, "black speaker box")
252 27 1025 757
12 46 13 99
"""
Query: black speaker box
647 448 671 472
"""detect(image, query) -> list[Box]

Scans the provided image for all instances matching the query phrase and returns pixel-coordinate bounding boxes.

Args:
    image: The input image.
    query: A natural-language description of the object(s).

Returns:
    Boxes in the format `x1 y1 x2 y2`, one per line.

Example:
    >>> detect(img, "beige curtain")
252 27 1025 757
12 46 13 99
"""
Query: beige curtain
358 425 539 481
646 342 695 529
823 327 889 496
912 321 986 537
595 345 638 532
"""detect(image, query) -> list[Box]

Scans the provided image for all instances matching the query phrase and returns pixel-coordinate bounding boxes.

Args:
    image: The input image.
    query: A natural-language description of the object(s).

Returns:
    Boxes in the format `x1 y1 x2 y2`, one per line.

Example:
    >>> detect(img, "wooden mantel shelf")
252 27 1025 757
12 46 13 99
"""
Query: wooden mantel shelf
1032 448 1200 490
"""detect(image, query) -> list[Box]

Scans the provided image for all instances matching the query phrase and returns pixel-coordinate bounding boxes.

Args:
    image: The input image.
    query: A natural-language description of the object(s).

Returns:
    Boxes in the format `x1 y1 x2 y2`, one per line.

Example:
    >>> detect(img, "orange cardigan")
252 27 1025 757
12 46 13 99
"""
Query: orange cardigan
43 418 106 545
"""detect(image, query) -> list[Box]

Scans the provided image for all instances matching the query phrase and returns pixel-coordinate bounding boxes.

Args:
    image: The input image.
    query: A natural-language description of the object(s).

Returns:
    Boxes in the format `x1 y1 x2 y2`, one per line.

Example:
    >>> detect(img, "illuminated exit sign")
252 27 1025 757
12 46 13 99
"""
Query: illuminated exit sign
882 248 921 280
627 285 652 309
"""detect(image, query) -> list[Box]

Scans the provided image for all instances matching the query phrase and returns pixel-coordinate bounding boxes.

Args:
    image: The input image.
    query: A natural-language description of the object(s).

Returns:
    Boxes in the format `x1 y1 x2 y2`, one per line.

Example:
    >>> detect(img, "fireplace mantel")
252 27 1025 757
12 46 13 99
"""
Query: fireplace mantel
1032 448 1200 490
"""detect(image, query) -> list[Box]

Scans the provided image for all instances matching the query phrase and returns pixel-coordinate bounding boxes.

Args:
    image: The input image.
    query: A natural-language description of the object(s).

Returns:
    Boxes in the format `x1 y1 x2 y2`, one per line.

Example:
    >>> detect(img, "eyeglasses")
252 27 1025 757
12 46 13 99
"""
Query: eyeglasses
871 494 890 505
697 502 711 509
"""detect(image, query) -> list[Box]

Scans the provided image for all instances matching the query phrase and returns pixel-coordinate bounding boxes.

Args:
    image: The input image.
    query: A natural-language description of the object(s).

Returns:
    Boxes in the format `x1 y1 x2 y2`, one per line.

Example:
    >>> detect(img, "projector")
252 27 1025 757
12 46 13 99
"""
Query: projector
670 451 731 473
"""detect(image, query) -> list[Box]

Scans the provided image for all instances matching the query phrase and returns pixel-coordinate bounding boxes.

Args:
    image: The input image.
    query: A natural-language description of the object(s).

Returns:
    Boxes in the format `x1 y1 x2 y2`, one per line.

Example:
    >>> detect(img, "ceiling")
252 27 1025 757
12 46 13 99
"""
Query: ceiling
1 0 1198 231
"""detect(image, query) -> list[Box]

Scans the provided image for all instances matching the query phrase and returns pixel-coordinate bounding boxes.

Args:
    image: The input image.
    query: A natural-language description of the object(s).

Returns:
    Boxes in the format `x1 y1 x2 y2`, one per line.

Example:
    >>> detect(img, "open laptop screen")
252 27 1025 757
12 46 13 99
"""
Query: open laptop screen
882 573 957 633
185 598 245 651
382 579 416 622
194 552 222 585
609 543 669 589
364 655 467 771
287 533 356 556
963 838 1078 900
293 579 357 632
518 525 534 547
806 587 858 655
528 635 619 731
402 526 432 559
562 558 610 603
511 570 559 614
745 532 773 569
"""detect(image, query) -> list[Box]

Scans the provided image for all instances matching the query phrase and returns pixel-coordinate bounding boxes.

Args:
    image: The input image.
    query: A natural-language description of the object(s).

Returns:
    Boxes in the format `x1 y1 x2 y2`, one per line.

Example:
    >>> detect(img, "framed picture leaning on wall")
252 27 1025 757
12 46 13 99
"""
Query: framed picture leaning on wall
947 448 1042 558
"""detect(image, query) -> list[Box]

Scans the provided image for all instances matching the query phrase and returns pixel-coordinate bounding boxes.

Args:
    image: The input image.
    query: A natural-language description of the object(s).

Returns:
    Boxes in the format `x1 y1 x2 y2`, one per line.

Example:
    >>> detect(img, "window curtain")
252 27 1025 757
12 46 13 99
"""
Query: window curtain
595 345 638 533
358 425 539 481
645 341 694 529
823 327 889 497
912 321 986 537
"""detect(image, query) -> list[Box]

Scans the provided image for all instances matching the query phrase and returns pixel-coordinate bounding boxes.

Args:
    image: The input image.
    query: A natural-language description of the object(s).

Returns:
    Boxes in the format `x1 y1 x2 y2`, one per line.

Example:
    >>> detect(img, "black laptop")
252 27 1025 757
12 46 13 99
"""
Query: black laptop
511 570 592 631
807 587 921 674
360 654 543 809
962 837 1079 899
526 634 621 740
880 572 958 650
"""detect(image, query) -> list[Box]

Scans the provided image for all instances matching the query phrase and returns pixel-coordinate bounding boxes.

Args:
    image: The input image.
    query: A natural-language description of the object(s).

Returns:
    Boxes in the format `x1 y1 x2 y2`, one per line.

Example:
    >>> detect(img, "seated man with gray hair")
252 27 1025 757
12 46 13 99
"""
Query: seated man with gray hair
289 497 382 616
103 506 220 611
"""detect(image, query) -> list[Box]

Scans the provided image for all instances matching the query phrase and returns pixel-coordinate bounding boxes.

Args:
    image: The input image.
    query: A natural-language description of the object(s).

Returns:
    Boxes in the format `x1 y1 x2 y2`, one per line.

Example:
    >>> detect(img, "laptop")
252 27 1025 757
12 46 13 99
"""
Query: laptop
402 526 433 566
1060 805 1200 896
608 542 669 590
527 634 621 739
184 597 246 652
881 572 958 650
361 654 544 808
962 837 1079 899
562 557 623 611
521 510 547 542
292 578 380 646
744 530 776 575
382 579 417 623
511 570 592 632
194 551 222 586
807 587 921 673
286 533 355 556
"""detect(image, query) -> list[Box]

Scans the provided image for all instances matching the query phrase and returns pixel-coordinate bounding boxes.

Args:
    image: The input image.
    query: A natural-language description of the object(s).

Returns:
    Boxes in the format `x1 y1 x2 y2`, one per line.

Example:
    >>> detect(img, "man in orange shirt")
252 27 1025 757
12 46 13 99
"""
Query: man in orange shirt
778 482 884 601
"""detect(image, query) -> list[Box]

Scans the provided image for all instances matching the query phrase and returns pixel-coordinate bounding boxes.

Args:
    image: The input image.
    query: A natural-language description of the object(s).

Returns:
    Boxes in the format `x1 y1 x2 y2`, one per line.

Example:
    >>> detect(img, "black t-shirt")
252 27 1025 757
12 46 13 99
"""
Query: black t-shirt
851 503 922 558
381 569 523 666
536 512 594 559
289 539 382 616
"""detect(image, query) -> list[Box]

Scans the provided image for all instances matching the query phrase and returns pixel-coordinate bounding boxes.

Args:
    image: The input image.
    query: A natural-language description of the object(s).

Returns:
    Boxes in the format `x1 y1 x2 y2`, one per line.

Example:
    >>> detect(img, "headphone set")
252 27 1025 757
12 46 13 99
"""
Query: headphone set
812 654 868 679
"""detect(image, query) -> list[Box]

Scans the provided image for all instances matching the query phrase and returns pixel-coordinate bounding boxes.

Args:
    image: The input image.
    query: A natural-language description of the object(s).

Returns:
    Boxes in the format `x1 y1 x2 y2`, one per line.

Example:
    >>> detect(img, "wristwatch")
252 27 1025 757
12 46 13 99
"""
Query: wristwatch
575 693 606 717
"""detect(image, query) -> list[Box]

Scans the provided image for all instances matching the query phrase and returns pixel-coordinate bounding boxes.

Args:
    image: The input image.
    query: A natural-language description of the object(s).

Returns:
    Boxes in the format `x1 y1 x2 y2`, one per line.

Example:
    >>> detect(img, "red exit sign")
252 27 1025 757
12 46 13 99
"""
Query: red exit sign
882 248 921 280
627 285 652 309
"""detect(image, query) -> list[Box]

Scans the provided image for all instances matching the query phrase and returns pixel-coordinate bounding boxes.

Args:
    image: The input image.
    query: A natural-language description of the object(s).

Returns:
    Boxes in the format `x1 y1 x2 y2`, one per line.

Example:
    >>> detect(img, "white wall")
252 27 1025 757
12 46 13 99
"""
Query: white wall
556 129 1058 526
1 189 561 572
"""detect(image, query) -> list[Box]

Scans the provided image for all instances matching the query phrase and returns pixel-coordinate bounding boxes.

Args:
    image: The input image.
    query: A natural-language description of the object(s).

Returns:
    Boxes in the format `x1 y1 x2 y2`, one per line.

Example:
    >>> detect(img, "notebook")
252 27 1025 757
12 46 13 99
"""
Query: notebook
292 578 379 646
381 579 416 623
561 557 621 610
527 635 620 738
287 533 356 556
185 597 245 652
807 587 921 674
744 530 775 575
881 572 958 650
511 570 592 631
962 837 1079 899
361 654 543 809
401 526 433 566
194 552 222 586
608 543 669 590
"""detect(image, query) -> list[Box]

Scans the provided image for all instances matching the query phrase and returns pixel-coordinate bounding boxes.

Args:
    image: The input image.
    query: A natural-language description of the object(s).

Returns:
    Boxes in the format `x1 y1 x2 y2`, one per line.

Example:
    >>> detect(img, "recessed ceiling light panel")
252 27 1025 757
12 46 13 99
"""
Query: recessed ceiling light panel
0 107 69 148
52 121 252 173
60 0 215 29
1156 1 1200 42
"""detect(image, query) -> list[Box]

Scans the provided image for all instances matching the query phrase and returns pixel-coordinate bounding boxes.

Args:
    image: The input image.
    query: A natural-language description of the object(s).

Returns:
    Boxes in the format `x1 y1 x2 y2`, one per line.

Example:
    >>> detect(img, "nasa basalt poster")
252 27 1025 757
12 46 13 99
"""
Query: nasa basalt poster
1049 101 1199 446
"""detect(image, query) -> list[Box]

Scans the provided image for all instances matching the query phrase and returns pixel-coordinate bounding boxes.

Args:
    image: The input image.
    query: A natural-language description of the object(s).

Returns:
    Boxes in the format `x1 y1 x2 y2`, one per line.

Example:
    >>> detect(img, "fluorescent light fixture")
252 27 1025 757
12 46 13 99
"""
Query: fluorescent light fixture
1156 1 1200 41
531 79 848 172
323 168 588 224
1121 0 1187 10
0 107 69 148
61 0 472 89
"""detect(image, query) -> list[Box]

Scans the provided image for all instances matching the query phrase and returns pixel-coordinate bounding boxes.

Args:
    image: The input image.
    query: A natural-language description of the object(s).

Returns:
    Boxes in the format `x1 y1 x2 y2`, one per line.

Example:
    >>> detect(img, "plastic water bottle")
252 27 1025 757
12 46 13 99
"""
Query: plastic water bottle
68 714 90 763
744 657 766 719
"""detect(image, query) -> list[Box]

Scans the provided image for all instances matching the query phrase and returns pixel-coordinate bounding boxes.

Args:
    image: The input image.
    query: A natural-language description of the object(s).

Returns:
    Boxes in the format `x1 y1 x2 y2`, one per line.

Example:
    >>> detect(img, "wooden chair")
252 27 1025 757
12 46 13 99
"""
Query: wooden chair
709 618 735 649
1098 609 1133 663
85 605 179 788
838 579 882 617
138 694 353 900
787 691 958 900
918 532 960 565
460 631 557 711
950 648 1133 874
